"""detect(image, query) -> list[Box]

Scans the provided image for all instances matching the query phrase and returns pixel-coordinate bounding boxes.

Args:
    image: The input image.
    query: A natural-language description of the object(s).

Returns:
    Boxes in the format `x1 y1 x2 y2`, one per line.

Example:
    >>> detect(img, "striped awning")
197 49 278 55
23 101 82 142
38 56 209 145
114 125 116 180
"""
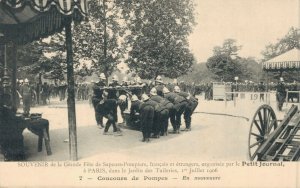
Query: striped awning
0 0 88 44
262 48 300 71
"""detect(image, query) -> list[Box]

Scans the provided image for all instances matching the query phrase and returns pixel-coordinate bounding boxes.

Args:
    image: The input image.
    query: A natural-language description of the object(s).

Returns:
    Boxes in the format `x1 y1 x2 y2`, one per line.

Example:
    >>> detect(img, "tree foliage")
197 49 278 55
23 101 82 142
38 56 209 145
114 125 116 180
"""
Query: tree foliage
261 27 300 61
16 0 126 81
206 39 262 82
118 0 197 79
207 39 242 81
261 27 300 82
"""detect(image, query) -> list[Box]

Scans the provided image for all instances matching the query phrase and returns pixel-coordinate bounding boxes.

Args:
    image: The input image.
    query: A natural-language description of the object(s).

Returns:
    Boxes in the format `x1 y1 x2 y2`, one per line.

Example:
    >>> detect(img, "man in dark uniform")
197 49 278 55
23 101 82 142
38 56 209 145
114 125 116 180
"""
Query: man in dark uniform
163 87 188 134
92 73 106 128
129 95 142 129
258 81 266 102
276 77 286 111
139 94 159 142
155 75 165 97
96 91 122 136
149 88 172 137
41 82 49 105
108 75 120 124
131 76 144 100
0 85 26 161
119 77 129 123
179 81 187 92
20 78 33 116
59 80 67 101
174 86 198 131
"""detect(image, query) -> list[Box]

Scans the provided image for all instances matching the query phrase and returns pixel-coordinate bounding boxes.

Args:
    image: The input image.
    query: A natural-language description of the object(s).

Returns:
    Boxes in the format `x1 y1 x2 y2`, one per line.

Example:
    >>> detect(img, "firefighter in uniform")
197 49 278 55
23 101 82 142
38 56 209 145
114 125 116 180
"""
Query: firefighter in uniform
149 88 172 137
155 75 165 97
174 86 198 131
131 76 144 100
129 95 142 129
108 75 120 124
92 73 106 128
163 87 187 134
20 78 33 116
139 94 159 142
119 77 129 123
97 91 122 136
276 77 286 111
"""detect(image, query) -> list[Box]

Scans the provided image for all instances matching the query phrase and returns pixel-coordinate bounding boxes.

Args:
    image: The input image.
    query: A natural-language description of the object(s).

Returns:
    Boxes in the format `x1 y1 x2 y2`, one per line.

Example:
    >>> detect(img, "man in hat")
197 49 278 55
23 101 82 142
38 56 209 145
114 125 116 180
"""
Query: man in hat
174 86 198 131
96 91 122 136
92 73 107 128
149 87 172 137
276 77 286 111
131 76 144 100
119 77 129 123
129 95 142 129
20 78 33 116
155 75 165 97
108 75 120 124
258 81 266 102
139 94 159 142
163 87 187 134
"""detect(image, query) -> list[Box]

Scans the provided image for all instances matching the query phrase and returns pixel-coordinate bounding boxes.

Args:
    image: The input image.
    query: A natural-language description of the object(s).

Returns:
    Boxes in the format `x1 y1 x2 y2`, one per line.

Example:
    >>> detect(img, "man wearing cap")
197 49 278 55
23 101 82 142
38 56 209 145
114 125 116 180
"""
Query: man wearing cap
155 75 165 97
276 78 286 111
119 77 129 123
108 75 120 124
139 94 159 142
149 87 172 137
163 87 187 134
258 81 266 102
174 86 198 131
129 95 142 129
20 78 33 116
96 91 122 136
131 76 144 100
92 73 107 128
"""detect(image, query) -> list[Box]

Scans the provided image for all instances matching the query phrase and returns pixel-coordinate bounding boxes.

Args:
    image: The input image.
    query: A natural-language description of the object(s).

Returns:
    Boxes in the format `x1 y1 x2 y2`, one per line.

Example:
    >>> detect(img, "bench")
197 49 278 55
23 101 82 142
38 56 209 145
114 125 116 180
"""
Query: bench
24 116 52 155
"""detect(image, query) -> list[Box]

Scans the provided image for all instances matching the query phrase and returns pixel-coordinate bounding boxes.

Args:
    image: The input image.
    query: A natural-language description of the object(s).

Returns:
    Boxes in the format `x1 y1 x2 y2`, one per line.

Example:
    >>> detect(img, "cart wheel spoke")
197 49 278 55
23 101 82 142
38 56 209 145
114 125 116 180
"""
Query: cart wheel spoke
248 105 277 161
257 110 265 134
250 132 264 139
250 140 263 148
267 119 276 134
254 120 263 135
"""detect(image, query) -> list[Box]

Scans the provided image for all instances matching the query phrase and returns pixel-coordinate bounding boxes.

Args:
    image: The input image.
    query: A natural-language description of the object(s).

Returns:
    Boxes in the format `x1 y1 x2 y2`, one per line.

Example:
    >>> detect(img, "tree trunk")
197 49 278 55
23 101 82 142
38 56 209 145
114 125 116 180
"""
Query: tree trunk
103 0 108 85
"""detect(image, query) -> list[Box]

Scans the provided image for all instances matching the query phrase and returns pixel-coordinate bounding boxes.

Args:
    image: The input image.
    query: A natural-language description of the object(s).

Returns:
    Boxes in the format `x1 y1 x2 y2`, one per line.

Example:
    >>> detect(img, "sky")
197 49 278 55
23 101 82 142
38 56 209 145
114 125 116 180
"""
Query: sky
188 0 299 63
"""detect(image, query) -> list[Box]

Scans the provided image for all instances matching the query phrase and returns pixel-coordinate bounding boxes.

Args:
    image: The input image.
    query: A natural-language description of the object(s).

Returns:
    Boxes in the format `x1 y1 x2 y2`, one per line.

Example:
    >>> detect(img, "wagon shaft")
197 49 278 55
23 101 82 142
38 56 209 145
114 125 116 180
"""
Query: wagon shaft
256 105 300 161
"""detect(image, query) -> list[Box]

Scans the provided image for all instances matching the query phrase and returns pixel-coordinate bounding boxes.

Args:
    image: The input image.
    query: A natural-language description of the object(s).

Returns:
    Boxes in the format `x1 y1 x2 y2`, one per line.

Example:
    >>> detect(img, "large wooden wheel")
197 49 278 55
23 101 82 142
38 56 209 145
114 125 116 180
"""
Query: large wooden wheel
248 105 278 161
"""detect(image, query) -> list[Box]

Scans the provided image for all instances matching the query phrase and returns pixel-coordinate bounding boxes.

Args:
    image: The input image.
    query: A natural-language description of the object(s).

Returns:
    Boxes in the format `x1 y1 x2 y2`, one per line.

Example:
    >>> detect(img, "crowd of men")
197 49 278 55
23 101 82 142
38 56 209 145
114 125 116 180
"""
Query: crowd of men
14 73 297 142
91 74 199 142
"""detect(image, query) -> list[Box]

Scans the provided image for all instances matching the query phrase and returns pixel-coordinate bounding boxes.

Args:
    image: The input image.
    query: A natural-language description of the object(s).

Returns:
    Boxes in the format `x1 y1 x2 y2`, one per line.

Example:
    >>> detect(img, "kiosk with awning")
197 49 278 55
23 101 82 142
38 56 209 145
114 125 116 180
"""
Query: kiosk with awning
263 48 300 72
0 0 88 161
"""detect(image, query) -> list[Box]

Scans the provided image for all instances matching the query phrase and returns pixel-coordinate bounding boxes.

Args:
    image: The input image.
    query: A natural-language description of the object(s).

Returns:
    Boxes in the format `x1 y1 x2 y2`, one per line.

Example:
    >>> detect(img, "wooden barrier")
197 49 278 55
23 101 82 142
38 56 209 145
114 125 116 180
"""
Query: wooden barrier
224 92 270 107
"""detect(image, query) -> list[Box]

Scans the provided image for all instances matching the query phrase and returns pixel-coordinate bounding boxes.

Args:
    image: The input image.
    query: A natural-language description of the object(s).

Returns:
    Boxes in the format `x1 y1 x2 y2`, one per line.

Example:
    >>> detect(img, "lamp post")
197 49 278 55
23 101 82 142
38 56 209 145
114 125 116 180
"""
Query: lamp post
234 76 239 91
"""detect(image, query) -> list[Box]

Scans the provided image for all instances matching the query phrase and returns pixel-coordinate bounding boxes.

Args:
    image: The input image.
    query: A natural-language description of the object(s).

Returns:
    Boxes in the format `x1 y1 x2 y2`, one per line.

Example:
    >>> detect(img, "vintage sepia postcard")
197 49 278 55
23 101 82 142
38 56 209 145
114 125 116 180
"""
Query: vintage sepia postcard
0 0 299 187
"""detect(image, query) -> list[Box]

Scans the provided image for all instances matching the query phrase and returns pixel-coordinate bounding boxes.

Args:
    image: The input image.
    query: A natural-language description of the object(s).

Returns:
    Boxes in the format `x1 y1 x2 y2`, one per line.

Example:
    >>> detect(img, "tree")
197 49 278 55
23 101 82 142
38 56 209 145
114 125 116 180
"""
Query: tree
206 39 243 81
16 0 126 82
118 0 197 79
179 63 218 84
213 39 242 56
261 27 300 61
261 27 300 82
76 0 126 79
